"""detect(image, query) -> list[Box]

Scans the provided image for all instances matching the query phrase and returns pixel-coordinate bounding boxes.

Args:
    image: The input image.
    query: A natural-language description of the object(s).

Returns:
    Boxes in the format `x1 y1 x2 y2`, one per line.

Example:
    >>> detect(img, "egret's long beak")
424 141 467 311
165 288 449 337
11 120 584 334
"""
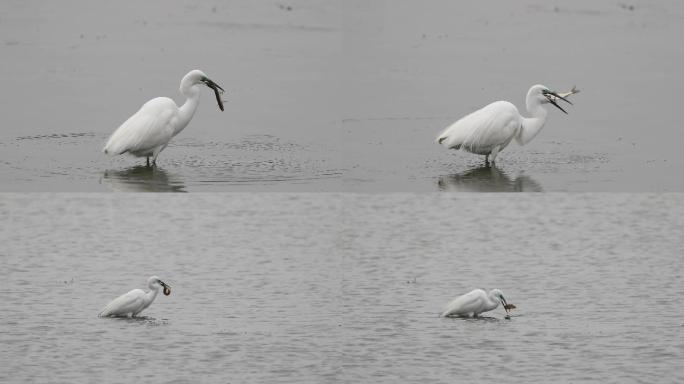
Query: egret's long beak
501 296 509 313
543 90 572 114
202 78 226 112
203 78 225 94
159 280 171 289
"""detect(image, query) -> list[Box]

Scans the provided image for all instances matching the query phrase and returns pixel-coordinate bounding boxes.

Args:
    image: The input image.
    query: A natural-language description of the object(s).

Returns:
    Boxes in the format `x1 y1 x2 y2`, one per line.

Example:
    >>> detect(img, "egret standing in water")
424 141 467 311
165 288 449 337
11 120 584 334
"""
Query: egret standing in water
436 85 578 163
103 69 225 166
441 288 511 318
99 276 171 318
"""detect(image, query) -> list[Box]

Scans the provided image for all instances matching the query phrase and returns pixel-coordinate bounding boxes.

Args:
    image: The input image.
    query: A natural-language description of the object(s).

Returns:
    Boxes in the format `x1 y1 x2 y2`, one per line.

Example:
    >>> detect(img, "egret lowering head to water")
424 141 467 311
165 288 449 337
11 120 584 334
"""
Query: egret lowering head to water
99 276 171 318
436 85 578 163
441 288 510 318
103 69 225 166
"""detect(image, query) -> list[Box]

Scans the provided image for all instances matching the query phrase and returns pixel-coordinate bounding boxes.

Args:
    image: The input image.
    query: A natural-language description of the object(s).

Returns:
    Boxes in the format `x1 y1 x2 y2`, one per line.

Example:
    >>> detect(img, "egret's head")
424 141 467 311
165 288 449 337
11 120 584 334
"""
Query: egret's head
147 276 170 290
490 289 508 307
528 84 572 114
180 69 225 111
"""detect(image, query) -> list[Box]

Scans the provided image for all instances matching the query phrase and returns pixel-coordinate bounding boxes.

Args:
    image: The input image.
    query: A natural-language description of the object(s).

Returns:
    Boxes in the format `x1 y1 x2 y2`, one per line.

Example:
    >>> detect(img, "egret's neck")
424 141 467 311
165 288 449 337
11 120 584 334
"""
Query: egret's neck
485 294 501 311
145 286 160 306
176 84 201 136
518 101 548 146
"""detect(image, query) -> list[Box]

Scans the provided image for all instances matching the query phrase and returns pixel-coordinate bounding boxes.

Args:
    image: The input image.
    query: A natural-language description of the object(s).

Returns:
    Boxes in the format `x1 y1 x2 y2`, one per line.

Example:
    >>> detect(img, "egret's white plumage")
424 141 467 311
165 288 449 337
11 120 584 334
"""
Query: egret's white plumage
441 288 509 318
436 84 576 163
99 276 170 318
103 69 225 166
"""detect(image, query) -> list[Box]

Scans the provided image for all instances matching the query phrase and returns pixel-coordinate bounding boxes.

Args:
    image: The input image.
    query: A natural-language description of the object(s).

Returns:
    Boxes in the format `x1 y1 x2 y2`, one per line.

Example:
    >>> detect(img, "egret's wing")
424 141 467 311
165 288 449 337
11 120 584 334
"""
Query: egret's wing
103 97 178 155
99 289 145 317
441 289 485 317
436 101 520 154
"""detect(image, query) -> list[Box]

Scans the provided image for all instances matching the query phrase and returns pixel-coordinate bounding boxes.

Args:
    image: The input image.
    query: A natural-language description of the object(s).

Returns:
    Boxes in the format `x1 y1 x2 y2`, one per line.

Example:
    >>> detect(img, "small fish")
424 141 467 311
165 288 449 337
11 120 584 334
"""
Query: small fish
554 86 580 101
163 286 171 296
503 303 516 311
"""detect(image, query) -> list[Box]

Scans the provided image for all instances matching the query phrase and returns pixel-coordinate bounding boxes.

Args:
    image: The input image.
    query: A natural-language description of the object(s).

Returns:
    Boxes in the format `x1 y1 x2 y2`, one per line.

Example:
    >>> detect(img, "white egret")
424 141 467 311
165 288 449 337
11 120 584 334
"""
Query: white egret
436 85 578 163
103 69 225 166
441 288 510 318
99 276 171 318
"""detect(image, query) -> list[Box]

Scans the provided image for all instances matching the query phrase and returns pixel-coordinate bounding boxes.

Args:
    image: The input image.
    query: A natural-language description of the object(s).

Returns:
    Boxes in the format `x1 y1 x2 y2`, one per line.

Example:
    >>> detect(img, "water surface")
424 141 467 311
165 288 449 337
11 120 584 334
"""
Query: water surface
2 193 683 382
1 1 684 191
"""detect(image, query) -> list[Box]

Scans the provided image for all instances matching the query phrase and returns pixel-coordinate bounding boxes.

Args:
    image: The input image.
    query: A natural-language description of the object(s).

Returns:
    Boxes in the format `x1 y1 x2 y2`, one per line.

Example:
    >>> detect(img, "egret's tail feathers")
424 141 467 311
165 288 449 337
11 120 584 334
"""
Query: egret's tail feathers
103 143 115 155
102 143 127 156
102 146 121 156
436 133 462 150
441 309 467 318
436 134 453 146
437 135 462 150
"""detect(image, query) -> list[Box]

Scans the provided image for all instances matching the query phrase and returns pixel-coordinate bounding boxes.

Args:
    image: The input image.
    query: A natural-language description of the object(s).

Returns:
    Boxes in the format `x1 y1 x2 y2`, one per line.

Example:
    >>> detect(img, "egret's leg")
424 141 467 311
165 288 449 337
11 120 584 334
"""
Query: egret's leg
146 157 150 167
485 154 489 164
490 146 501 164
151 145 167 166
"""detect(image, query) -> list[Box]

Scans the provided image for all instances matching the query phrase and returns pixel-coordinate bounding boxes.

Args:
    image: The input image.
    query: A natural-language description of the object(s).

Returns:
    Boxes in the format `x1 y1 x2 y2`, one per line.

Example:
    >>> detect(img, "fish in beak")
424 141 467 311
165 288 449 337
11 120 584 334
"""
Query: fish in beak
556 86 580 100
201 77 226 111
159 280 172 296
542 89 573 114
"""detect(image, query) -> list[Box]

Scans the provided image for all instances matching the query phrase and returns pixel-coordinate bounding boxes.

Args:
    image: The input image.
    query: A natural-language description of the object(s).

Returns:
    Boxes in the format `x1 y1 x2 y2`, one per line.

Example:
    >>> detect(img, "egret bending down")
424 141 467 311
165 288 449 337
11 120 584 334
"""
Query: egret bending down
436 85 578 163
103 69 225 166
441 288 510 318
99 276 171 318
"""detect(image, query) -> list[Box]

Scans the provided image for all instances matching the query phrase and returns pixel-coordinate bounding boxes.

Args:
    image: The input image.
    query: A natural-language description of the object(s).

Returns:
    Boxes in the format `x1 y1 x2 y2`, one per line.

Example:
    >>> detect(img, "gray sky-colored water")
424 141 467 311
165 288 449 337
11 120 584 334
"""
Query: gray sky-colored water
2 194 684 383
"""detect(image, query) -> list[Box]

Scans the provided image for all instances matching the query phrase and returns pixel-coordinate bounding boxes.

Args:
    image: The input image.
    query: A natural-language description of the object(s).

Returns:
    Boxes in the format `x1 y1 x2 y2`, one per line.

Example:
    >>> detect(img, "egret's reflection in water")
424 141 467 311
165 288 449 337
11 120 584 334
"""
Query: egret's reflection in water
437 164 543 192
101 166 186 192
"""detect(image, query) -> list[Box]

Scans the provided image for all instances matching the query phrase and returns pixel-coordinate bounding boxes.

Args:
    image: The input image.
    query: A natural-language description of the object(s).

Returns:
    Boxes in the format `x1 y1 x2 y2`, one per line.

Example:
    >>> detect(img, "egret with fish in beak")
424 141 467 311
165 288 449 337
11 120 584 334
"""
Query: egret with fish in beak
440 288 512 318
99 276 172 318
436 84 579 164
103 69 226 166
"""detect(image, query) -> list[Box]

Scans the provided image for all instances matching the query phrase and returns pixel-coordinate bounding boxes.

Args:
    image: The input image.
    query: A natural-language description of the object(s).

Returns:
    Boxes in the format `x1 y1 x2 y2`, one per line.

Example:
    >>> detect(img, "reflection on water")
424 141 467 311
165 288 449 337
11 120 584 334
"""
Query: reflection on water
101 166 185 192
437 164 543 192
443 315 502 322
104 316 169 326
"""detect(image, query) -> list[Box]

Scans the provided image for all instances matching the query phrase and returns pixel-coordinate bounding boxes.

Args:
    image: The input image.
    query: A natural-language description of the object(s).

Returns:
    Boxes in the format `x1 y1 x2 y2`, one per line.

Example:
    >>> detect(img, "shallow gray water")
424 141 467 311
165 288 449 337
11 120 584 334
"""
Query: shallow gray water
2 194 683 383
2 1 684 191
